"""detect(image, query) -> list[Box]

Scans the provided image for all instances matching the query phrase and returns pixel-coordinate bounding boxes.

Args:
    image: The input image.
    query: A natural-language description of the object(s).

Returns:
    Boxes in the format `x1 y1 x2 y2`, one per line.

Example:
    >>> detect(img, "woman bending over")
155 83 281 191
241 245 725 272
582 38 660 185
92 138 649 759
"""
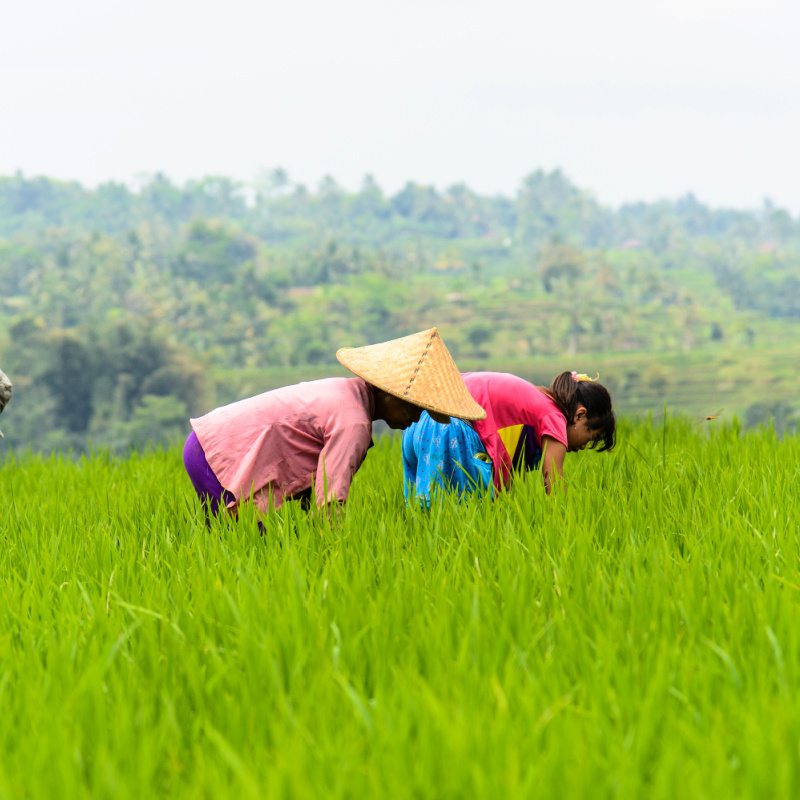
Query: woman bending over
184 328 485 521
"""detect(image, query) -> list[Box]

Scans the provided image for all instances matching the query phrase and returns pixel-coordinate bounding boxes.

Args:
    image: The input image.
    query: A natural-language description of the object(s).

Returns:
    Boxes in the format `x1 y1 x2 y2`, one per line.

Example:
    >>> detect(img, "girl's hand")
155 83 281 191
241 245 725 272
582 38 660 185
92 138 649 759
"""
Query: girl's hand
541 436 567 495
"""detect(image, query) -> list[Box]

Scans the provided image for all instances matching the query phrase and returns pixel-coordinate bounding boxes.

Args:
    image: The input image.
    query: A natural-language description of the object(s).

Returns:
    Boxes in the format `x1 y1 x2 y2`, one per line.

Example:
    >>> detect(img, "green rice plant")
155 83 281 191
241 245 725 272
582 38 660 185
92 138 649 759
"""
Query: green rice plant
0 420 799 799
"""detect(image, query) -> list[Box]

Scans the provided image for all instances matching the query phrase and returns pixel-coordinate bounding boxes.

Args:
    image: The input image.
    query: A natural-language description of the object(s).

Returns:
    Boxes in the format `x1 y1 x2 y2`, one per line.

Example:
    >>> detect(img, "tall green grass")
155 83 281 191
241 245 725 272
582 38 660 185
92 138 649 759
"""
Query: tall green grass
1 418 799 798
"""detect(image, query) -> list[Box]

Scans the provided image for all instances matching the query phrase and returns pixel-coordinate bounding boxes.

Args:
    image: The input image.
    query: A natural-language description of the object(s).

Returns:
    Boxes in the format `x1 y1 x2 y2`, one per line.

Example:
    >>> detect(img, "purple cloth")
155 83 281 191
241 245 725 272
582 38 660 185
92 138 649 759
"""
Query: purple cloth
183 431 236 520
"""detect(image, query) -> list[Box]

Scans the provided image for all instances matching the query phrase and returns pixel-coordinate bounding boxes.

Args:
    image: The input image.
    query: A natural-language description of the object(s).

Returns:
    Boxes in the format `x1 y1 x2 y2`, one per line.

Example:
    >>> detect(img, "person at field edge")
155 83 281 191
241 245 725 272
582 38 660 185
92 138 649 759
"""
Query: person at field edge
0 367 12 439
402 371 616 504
183 328 485 522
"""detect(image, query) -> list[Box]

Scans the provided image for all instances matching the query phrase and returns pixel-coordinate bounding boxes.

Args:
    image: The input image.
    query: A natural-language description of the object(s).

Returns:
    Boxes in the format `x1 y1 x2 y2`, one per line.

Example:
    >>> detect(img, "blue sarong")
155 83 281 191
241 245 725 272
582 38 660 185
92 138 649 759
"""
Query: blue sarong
402 412 493 505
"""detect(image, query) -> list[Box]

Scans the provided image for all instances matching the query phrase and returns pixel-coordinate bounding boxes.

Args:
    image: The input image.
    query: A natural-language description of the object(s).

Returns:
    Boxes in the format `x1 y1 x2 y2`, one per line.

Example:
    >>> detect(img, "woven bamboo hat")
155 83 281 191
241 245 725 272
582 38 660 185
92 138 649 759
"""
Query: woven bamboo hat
0 368 11 439
336 328 486 421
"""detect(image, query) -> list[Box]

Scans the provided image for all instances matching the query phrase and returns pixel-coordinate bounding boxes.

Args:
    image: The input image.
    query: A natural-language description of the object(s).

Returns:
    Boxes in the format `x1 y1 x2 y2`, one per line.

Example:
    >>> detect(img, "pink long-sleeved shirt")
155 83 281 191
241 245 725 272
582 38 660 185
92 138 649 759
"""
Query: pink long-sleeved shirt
191 377 374 512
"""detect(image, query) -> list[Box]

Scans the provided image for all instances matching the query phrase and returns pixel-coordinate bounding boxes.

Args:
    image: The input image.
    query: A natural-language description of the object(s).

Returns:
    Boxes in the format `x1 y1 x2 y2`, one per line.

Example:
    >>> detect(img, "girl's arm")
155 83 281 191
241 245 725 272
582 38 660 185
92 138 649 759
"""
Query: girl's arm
540 435 567 494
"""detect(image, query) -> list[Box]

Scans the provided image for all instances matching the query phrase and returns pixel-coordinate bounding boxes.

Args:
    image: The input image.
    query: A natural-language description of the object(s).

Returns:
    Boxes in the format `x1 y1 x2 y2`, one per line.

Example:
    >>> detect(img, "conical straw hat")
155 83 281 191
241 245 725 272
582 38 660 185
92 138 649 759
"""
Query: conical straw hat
336 328 486 421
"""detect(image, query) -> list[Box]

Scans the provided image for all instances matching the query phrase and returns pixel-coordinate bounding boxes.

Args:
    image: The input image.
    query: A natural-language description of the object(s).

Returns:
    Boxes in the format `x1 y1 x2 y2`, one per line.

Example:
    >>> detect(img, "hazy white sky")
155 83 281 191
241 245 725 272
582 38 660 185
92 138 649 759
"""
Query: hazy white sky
2 0 799 211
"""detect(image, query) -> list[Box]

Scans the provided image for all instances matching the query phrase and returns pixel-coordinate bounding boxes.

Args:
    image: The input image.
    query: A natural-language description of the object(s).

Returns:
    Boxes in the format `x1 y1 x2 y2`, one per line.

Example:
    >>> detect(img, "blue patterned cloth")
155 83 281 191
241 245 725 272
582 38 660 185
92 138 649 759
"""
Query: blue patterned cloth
402 412 494 505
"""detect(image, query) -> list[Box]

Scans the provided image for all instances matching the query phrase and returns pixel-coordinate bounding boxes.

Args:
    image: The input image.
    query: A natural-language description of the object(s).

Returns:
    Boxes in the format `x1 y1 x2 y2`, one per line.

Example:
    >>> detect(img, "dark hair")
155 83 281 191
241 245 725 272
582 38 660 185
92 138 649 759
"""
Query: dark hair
540 372 616 452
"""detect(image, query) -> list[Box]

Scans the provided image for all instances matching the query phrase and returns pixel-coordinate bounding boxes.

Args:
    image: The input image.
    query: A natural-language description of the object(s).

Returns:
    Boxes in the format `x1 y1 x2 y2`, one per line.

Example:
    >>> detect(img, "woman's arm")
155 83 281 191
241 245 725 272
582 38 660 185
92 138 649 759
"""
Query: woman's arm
540 435 567 495
316 411 374 507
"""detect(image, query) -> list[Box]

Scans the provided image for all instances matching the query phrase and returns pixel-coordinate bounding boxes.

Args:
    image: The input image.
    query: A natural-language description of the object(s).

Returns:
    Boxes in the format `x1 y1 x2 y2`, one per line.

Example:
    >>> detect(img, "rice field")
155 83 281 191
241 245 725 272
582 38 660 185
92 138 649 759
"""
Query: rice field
1 416 799 799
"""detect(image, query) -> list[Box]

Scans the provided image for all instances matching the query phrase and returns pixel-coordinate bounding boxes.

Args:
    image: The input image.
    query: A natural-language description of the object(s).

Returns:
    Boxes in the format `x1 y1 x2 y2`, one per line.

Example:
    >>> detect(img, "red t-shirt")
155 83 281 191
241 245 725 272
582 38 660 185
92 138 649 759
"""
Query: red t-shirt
462 372 568 490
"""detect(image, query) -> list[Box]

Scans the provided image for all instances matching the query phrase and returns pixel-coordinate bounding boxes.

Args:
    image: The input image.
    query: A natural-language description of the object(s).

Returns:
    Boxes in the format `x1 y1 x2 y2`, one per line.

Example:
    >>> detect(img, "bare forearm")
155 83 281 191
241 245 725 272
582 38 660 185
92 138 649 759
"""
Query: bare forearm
541 436 567 495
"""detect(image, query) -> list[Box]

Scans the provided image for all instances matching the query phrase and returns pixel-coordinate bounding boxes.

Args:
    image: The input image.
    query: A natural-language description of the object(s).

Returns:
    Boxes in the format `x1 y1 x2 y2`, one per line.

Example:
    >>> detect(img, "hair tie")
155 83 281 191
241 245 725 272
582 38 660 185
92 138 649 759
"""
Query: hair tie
571 371 600 382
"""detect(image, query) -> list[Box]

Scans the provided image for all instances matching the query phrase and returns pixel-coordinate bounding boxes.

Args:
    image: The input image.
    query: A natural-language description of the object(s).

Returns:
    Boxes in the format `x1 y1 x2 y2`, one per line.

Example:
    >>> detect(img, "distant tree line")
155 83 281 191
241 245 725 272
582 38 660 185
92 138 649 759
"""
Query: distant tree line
1 169 798 250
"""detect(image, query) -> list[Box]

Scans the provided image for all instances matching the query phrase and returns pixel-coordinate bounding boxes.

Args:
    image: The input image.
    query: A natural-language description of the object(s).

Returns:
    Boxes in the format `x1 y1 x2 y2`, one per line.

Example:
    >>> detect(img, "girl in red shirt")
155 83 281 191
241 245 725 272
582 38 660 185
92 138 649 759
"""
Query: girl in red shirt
402 371 615 503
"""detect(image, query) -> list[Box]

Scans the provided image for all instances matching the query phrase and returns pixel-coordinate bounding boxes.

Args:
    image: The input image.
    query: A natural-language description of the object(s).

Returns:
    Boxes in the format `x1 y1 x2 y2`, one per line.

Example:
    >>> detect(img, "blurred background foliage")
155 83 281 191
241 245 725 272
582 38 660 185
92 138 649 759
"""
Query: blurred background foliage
1 167 799 454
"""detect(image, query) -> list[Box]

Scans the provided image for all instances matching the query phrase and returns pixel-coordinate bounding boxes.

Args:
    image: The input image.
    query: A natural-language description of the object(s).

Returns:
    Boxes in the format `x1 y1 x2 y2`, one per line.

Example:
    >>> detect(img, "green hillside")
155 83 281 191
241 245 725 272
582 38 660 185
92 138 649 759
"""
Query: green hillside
1 170 799 453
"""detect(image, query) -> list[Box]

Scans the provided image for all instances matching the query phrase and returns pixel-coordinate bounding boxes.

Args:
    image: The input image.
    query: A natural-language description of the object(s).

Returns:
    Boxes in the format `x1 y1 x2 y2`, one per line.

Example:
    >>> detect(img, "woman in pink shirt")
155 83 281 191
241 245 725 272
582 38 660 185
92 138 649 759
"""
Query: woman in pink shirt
184 328 485 521
402 370 615 503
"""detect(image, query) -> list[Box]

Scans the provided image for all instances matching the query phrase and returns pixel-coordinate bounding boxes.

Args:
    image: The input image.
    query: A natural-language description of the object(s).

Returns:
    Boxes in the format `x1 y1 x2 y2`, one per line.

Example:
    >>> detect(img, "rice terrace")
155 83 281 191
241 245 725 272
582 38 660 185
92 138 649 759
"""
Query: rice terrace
1 414 799 797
